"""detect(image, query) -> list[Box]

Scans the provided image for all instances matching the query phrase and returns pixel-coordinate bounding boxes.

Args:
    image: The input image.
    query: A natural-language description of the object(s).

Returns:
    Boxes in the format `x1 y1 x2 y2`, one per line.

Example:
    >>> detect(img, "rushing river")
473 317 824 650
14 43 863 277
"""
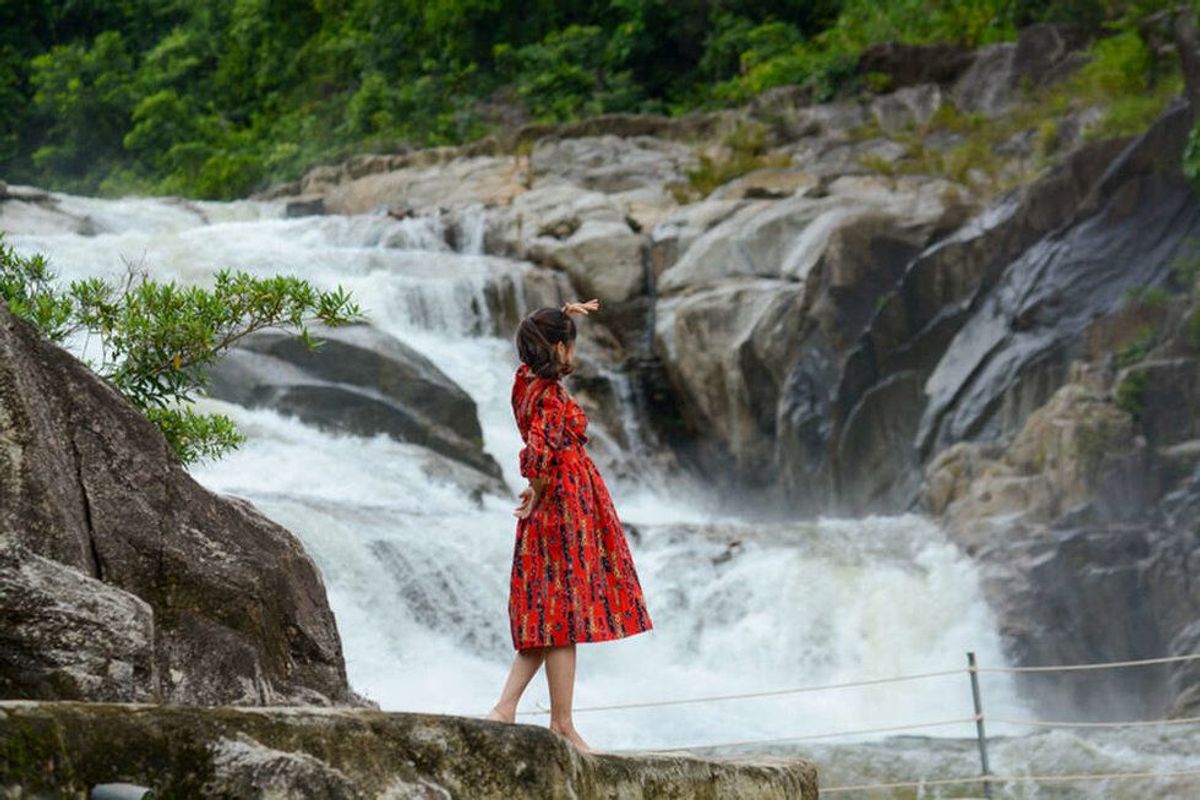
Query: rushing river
4 190 1196 797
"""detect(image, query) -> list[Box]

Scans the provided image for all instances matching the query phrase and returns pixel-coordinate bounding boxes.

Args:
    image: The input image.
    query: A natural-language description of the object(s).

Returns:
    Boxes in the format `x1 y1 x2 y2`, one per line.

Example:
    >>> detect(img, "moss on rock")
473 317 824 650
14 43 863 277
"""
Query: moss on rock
0 701 818 799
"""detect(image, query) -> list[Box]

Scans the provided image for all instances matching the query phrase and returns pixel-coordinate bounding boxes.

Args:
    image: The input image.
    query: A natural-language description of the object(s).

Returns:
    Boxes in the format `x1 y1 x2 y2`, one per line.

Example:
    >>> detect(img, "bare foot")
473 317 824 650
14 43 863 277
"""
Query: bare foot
485 704 515 723
549 720 592 753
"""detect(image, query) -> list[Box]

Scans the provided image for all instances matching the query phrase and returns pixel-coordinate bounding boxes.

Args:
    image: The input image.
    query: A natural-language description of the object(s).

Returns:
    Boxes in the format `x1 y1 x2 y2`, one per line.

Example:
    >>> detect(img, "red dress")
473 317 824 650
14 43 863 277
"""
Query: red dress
509 363 653 650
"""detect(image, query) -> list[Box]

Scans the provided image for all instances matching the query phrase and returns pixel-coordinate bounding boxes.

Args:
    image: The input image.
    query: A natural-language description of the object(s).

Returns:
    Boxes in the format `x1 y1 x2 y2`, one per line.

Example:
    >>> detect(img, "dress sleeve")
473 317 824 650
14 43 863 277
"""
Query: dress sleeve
519 382 568 482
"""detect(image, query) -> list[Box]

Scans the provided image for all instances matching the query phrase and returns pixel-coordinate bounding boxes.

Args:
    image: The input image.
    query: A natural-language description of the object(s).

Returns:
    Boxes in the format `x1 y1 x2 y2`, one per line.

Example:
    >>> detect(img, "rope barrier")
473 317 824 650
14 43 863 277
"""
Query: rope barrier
603 714 1200 754
821 767 1200 794
974 652 1200 673
514 668 968 716
607 716 982 752
512 652 1200 717
987 714 1200 729
498 648 1200 794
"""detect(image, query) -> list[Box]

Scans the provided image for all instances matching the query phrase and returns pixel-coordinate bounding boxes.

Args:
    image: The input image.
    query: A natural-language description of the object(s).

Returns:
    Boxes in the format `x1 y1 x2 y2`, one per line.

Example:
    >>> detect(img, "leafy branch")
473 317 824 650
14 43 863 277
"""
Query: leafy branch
1 233 365 464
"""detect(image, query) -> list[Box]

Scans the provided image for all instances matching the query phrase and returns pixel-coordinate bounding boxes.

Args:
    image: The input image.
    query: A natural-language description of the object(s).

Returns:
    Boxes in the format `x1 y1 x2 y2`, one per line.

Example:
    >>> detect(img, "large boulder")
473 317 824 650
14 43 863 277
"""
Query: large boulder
0 303 361 706
650 174 970 507
920 362 1200 719
203 323 505 488
0 539 156 702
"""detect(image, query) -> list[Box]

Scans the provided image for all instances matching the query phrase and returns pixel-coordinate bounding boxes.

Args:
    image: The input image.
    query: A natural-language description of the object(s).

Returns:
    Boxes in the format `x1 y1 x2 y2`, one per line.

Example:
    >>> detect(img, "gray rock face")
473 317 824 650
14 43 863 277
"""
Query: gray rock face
953 23 1091 117
651 174 970 507
203 324 505 487
0 304 361 706
530 134 698 193
921 368 1200 719
0 539 156 702
917 105 1200 459
832 136 1131 513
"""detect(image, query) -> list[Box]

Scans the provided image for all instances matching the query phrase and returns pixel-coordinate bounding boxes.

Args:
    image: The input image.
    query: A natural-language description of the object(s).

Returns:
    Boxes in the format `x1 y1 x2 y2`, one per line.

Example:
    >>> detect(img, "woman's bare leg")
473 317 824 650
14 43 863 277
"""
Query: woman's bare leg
486 646 547 722
545 643 591 752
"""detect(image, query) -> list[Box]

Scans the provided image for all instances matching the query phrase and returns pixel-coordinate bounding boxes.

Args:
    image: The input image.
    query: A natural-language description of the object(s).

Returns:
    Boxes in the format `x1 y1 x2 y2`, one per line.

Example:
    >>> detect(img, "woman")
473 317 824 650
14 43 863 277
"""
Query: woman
485 298 653 752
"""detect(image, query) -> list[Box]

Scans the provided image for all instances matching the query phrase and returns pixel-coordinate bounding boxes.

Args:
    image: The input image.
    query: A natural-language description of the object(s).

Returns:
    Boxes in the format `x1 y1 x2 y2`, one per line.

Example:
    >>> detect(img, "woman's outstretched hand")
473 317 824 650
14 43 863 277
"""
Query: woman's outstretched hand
562 298 600 316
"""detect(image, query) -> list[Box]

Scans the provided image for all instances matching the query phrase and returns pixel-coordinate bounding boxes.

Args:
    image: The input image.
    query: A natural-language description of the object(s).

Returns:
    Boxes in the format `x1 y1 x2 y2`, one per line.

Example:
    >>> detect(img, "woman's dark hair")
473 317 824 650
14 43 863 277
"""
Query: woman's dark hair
516 307 577 380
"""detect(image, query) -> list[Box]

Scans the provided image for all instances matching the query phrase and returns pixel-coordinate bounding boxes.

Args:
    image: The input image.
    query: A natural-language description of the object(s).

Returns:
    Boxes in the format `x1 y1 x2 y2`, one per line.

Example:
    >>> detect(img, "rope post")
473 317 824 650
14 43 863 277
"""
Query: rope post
967 652 993 799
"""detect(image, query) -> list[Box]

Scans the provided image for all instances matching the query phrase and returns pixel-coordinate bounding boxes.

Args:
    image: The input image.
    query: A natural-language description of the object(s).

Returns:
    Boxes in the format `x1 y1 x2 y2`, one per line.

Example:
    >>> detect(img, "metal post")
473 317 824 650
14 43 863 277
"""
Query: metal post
967 651 993 799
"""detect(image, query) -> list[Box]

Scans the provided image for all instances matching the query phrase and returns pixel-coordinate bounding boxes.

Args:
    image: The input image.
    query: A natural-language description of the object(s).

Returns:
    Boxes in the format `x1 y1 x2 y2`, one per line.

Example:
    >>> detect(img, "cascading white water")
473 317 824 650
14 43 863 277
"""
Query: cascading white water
4 190 1042 755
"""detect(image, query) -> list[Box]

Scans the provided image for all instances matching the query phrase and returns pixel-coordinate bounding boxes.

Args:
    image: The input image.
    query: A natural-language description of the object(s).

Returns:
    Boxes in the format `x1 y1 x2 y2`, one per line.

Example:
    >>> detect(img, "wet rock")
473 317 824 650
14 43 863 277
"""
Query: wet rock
284 195 325 217
0 701 819 799
204 324 505 485
0 305 360 707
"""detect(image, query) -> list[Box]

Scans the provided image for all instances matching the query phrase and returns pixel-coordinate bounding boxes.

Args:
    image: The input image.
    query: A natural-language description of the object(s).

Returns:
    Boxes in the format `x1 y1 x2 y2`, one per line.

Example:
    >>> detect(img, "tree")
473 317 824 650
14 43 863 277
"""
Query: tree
0 234 365 465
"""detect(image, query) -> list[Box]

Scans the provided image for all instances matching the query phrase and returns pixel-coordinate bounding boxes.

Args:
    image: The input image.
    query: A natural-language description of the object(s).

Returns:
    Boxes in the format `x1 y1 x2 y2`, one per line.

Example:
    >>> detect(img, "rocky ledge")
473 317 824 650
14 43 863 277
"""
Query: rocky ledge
0 700 817 799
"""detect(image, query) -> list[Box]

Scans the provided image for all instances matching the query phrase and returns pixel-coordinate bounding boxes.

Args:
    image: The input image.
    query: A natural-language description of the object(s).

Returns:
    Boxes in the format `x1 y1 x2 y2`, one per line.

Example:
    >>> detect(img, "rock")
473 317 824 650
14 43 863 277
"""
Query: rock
649 197 750 277
919 356 1200 718
708 167 820 201
773 99 870 141
927 381 1138 540
650 173 969 510
529 134 699 193
320 155 528 215
203 324 505 485
657 177 959 293
284 195 325 217
0 539 156 702
953 23 1091 117
0 304 360 706
857 41 976 89
0 701 819 799
869 84 944 134
2 183 52 203
832 136 1130 514
486 181 650 313
916 105 1200 460
0 179 6 199
1119 357 1200 447
513 110 730 149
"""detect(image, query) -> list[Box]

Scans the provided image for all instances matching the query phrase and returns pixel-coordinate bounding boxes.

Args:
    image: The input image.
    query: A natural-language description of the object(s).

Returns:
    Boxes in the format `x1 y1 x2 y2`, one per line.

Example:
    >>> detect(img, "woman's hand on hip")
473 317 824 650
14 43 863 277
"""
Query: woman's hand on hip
514 478 546 519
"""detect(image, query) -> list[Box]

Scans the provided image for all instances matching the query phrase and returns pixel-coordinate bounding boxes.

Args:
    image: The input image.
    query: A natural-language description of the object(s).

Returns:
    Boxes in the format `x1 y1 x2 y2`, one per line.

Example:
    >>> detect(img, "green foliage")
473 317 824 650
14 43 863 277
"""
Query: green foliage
1170 240 1200 288
0 234 365 465
1188 304 1200 349
675 120 791 199
1115 367 1148 420
853 3 1184 195
1 0 1190 199
495 25 641 122
1115 325 1156 368
0 238 75 341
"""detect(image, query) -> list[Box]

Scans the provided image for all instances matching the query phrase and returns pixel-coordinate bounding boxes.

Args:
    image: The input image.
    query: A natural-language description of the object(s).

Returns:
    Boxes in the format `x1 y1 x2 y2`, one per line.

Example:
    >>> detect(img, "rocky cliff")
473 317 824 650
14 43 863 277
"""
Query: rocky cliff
0 303 363 708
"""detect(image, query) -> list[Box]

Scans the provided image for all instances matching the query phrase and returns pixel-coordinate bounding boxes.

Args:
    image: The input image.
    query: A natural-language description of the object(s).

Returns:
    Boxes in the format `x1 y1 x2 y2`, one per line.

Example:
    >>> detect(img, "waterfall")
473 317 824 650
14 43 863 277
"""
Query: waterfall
6 190 1032 752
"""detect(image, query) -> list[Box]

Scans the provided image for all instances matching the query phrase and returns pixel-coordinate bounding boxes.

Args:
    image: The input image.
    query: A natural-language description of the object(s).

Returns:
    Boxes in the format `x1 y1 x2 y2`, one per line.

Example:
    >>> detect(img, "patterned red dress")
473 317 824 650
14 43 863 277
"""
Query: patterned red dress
509 362 653 650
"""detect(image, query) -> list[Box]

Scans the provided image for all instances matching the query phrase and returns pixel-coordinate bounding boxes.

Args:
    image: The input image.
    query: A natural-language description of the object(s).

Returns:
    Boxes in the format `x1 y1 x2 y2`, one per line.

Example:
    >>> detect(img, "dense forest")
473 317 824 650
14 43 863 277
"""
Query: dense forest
0 0 1184 200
